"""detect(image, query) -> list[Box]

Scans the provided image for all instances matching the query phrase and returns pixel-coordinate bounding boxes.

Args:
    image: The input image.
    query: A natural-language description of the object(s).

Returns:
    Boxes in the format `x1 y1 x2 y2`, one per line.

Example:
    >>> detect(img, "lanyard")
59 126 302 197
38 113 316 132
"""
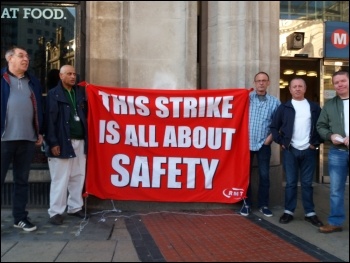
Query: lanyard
67 89 76 112
66 88 80 121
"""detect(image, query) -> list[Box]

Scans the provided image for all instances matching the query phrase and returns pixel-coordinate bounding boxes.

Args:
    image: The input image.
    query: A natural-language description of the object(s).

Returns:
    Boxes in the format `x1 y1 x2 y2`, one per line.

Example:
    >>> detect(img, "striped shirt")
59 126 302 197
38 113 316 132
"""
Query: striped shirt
249 91 280 151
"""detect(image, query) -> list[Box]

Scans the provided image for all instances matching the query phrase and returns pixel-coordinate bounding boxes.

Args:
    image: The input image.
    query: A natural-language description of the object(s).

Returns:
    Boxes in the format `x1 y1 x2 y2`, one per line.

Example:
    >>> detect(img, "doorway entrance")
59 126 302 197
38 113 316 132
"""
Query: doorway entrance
280 57 321 104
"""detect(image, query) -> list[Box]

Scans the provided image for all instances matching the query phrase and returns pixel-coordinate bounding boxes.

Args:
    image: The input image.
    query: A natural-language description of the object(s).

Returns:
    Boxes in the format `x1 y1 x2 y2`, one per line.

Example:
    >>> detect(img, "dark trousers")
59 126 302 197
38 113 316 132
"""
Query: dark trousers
246 144 271 207
1 141 35 223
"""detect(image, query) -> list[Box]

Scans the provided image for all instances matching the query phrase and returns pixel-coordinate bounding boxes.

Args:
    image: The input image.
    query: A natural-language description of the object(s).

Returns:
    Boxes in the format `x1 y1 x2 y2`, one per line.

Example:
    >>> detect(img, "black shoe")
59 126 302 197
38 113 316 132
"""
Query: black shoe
49 214 64 225
279 213 293 224
67 210 89 219
305 215 324 227
14 218 37 232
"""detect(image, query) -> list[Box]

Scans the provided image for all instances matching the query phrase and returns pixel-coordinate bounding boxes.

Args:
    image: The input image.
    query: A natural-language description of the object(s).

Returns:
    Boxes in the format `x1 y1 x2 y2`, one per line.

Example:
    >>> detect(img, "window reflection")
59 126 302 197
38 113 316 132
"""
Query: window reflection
1 5 76 94
280 1 349 21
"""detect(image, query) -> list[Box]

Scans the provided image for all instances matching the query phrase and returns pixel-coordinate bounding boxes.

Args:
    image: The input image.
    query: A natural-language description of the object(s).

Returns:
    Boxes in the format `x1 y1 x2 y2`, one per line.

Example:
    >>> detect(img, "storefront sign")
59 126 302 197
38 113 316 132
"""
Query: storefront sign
324 21 349 59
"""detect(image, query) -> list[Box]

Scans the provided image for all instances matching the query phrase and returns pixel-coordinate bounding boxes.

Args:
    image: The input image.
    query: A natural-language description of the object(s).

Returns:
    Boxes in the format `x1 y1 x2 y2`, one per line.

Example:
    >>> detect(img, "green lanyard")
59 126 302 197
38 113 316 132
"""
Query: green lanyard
67 89 76 109
67 88 80 121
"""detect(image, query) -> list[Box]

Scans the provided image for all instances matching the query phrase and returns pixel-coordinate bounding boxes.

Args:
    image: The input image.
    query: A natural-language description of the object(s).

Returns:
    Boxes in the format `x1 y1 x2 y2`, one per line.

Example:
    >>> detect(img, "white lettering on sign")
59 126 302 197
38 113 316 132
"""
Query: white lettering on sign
98 90 235 119
163 126 236 150
1 7 65 19
331 29 349 49
1 8 19 18
110 154 218 189
155 96 234 118
333 33 347 45
98 91 150 116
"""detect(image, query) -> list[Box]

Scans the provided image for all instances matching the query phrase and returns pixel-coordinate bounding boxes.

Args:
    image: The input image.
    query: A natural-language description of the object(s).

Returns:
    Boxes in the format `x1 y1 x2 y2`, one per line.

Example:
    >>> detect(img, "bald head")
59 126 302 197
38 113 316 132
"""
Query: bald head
59 65 76 89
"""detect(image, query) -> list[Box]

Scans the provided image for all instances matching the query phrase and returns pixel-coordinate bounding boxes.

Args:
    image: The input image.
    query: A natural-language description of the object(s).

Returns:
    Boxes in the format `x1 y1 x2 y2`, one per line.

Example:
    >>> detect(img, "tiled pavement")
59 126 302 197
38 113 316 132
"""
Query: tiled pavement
2 208 345 262
126 209 342 262
1 183 348 262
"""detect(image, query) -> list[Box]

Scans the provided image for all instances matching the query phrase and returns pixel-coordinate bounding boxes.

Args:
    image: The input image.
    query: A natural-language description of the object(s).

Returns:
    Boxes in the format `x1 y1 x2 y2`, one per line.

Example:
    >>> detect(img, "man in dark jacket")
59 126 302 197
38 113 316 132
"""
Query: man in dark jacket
271 77 323 227
1 46 44 232
45 65 88 225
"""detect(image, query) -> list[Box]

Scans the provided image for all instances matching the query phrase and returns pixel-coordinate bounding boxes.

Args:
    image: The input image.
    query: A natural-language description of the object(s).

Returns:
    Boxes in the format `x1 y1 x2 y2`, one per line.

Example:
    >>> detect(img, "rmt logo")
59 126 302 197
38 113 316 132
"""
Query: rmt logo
222 187 244 198
331 29 349 49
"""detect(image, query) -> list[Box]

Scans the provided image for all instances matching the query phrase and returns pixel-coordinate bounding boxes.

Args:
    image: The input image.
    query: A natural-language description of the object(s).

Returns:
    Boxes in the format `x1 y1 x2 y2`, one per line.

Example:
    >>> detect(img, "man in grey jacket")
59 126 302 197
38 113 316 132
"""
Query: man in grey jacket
1 46 44 232
317 70 349 234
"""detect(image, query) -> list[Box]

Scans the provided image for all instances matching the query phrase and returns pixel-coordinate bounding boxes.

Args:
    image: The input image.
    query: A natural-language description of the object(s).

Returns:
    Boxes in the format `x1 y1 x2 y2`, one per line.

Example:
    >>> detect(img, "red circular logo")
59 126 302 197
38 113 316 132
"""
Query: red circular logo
331 29 349 49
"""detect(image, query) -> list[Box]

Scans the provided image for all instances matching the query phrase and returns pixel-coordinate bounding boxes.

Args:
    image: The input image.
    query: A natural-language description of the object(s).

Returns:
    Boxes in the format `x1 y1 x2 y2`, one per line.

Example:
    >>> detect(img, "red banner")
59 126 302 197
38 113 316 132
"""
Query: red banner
84 84 250 203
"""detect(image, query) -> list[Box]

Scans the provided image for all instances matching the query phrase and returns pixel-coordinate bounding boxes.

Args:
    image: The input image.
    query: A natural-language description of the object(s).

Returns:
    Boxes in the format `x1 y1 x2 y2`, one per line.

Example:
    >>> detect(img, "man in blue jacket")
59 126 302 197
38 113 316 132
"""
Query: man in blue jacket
271 77 323 227
45 65 88 225
1 46 44 232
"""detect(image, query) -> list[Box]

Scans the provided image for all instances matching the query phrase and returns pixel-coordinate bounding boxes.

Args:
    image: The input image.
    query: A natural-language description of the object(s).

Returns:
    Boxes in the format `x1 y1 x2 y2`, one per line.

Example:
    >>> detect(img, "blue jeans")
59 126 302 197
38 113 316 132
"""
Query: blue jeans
246 144 271 208
1 141 36 223
283 146 316 216
327 147 349 227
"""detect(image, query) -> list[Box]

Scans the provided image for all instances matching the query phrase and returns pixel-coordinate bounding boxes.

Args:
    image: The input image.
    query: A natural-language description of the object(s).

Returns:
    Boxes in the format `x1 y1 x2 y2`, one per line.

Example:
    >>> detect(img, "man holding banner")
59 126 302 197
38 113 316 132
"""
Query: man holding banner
241 72 280 217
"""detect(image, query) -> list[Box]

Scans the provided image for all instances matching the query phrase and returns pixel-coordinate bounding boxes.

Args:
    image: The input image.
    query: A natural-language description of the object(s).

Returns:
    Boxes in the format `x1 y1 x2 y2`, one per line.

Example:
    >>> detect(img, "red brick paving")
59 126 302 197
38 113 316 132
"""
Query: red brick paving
141 209 320 262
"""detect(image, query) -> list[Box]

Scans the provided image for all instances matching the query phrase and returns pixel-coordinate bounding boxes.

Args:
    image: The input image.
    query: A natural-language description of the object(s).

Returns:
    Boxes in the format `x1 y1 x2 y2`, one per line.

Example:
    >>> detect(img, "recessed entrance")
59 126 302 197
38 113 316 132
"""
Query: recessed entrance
280 57 321 104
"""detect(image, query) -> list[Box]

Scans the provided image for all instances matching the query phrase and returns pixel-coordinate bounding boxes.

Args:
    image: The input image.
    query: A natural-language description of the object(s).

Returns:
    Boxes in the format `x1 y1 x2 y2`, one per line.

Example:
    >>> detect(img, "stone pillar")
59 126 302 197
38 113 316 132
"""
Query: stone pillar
202 1 283 207
85 1 197 88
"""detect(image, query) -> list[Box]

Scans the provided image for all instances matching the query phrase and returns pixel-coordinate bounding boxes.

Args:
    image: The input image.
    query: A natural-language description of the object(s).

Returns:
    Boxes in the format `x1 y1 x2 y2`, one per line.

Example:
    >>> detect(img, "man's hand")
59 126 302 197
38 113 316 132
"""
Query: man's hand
35 134 43 146
51 146 61 156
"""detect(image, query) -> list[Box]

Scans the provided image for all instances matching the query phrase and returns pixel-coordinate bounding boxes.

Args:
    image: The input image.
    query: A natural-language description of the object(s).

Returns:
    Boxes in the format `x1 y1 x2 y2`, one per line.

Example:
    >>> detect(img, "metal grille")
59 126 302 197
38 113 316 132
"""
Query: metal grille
1 182 50 208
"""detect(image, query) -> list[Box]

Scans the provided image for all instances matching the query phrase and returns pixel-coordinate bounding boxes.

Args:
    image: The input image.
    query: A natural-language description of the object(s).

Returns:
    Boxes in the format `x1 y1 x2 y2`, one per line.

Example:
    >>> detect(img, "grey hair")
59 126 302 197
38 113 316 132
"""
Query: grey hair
5 46 27 62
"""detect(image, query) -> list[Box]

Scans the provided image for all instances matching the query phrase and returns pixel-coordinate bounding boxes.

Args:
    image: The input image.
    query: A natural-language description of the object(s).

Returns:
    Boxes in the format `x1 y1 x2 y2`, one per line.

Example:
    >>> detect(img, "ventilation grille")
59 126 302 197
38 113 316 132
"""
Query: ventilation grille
1 182 50 208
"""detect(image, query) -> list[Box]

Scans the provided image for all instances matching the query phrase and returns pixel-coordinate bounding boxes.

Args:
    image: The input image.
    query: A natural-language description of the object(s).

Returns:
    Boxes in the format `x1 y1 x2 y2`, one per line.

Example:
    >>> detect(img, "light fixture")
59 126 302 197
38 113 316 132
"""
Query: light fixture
296 70 306 76
307 71 317 77
283 69 294 75
324 74 332 79
282 81 288 86
279 79 284 84
279 85 286 89
335 61 343 66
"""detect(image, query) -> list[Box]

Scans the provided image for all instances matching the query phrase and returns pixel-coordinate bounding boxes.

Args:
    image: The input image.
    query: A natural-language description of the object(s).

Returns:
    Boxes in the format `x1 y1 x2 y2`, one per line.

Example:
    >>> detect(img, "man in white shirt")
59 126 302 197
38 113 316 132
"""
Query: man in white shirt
270 78 323 227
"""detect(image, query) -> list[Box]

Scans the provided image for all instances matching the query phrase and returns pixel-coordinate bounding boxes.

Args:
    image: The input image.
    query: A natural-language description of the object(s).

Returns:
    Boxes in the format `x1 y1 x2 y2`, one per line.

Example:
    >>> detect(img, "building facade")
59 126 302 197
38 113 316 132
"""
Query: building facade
1 1 348 209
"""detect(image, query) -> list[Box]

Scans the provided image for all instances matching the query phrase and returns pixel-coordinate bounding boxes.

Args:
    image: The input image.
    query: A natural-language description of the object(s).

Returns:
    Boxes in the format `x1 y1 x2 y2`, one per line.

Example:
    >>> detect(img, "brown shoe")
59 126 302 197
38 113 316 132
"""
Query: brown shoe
319 224 342 233
49 214 64 225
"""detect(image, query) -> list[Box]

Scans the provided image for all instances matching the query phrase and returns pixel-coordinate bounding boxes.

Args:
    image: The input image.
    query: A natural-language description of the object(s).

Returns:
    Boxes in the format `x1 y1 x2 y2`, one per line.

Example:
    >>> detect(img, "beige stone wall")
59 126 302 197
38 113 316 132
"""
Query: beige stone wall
202 1 282 206
203 2 280 93
86 1 197 89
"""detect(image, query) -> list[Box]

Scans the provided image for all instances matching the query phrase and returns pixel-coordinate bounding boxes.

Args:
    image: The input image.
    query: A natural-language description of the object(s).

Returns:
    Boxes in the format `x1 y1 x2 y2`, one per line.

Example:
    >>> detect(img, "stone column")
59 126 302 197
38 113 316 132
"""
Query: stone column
85 1 197 89
201 1 283 207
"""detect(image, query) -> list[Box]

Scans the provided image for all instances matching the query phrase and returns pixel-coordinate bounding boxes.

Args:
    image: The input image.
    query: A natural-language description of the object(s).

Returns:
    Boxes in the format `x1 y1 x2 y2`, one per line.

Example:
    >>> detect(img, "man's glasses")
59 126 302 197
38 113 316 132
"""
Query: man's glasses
13 54 30 60
255 80 268 83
